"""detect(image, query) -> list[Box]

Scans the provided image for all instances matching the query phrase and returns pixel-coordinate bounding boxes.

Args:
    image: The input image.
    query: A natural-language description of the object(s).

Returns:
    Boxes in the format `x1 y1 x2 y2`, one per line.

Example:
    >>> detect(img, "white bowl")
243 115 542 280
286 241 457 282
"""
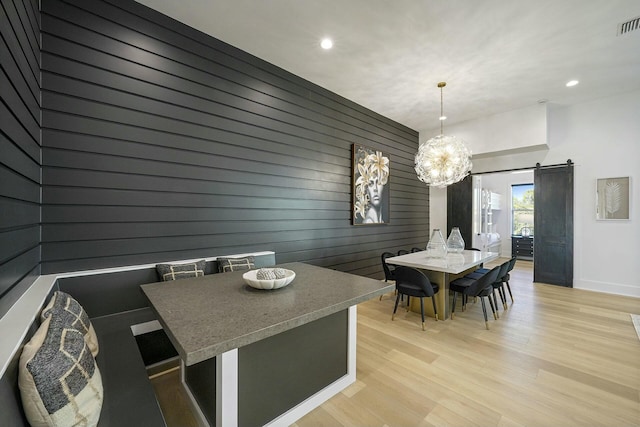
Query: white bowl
242 269 296 290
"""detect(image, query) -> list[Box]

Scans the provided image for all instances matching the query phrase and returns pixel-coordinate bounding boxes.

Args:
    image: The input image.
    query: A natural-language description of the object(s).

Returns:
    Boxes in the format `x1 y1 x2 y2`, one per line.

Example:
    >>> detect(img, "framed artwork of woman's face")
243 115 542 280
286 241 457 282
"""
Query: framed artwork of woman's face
352 144 390 225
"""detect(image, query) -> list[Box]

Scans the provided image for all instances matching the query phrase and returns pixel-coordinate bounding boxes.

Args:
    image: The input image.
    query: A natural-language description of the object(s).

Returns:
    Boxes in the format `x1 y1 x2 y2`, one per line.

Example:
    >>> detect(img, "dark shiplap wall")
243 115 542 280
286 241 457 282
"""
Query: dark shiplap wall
0 0 41 317
40 0 429 276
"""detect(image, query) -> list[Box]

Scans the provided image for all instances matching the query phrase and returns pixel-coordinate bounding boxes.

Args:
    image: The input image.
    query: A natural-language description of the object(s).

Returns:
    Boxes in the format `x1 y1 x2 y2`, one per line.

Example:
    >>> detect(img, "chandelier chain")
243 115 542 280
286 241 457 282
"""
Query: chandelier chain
440 85 444 135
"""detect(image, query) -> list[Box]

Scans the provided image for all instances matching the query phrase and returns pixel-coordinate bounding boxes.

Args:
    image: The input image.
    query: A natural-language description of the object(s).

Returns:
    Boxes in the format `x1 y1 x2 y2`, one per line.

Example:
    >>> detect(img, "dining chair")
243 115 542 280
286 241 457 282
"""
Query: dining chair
491 261 511 310
494 257 517 307
391 266 439 331
397 249 410 256
411 247 423 253
380 252 397 300
465 258 512 311
450 265 501 329
381 252 396 282
502 256 517 303
468 247 484 268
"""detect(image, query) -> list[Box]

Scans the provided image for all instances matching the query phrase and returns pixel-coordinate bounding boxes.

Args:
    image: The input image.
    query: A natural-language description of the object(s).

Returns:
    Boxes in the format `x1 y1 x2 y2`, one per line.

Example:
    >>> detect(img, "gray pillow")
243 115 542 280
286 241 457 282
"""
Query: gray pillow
41 291 99 357
19 315 103 427
156 260 206 281
217 256 255 273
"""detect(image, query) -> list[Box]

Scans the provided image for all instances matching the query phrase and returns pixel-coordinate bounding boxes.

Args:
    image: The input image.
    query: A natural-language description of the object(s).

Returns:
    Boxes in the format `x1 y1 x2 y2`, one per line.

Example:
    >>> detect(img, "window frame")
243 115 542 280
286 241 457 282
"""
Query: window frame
511 183 534 236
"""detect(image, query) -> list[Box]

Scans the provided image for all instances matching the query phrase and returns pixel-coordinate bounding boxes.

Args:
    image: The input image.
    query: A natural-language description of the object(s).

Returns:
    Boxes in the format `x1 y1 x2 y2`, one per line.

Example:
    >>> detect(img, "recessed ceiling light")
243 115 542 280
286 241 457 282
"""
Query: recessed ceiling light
320 38 333 50
566 80 579 87
439 115 447 121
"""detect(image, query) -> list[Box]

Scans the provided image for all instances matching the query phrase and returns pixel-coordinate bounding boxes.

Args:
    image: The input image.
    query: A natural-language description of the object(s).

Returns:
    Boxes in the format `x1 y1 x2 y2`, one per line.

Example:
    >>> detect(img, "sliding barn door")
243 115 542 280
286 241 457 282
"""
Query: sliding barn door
534 161 574 287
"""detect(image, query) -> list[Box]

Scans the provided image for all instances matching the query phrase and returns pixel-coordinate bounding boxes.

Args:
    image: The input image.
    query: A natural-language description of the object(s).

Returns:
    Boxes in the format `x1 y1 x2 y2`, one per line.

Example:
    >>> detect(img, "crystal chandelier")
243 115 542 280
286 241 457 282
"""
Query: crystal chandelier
414 82 472 188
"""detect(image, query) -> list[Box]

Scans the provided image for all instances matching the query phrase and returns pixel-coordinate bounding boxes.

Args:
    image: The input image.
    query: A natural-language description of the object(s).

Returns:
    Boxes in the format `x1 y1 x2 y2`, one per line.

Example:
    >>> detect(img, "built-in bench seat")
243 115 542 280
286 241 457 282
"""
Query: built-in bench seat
0 251 276 427
92 308 166 427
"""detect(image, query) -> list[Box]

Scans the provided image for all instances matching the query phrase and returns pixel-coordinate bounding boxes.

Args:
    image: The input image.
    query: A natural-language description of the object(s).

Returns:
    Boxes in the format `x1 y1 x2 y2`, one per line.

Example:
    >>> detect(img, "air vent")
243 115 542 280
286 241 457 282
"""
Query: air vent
618 16 639 35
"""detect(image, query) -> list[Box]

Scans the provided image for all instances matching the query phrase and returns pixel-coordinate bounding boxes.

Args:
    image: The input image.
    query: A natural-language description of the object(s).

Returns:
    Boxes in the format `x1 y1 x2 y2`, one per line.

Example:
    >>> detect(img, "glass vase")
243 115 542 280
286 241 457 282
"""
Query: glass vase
447 227 465 253
426 229 447 258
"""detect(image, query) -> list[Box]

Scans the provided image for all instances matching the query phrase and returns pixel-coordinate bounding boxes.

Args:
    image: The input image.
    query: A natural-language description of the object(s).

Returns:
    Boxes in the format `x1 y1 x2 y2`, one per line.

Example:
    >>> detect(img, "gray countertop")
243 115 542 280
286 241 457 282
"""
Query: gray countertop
141 262 393 366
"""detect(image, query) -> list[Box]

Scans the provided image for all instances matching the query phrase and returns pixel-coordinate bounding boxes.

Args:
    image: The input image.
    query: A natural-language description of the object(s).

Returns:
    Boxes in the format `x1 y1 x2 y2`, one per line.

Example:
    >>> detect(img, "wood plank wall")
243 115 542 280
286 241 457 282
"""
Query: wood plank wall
39 0 429 276
0 0 41 317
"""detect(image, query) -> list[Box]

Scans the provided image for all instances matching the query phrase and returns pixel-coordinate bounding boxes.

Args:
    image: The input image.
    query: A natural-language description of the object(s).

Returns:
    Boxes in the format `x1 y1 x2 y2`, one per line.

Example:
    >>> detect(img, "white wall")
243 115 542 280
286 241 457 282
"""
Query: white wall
429 89 640 297
444 103 549 156
553 91 639 297
429 186 447 238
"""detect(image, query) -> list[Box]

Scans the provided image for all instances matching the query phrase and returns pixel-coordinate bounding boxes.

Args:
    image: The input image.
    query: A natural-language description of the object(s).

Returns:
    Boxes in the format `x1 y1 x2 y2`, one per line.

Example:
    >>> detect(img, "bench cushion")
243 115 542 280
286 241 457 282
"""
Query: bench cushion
91 309 166 427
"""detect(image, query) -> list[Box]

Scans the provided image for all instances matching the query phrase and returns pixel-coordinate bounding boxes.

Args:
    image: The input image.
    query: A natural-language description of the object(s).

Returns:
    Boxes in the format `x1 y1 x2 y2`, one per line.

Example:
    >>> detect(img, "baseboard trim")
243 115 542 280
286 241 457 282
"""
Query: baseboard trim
575 279 640 298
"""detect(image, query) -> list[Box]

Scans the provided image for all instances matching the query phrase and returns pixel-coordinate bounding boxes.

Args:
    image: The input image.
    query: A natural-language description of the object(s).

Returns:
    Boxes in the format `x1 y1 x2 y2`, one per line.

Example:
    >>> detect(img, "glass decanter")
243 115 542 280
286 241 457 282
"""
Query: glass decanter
426 229 447 258
446 227 465 253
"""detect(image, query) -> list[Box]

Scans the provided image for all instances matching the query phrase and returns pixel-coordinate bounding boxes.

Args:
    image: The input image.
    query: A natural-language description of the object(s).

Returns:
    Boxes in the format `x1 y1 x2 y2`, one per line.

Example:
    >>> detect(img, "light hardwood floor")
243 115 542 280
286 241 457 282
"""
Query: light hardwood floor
151 260 640 427
150 366 200 427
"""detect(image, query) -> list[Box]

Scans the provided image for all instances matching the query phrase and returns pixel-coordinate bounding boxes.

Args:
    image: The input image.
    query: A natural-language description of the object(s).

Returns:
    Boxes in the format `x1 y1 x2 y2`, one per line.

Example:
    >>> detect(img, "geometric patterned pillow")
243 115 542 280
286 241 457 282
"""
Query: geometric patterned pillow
156 259 206 281
41 291 99 357
216 256 255 273
19 315 103 427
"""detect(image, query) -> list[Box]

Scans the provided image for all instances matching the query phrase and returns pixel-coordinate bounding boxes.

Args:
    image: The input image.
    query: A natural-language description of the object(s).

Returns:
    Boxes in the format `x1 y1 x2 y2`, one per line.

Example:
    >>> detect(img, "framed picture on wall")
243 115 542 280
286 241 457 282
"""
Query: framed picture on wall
352 144 390 225
596 176 630 220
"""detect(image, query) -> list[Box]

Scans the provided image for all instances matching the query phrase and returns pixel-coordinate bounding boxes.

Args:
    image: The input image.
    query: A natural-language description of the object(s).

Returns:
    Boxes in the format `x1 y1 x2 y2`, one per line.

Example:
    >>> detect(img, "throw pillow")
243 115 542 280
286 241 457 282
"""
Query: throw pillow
19 315 103 427
41 291 99 357
217 256 255 273
156 259 206 281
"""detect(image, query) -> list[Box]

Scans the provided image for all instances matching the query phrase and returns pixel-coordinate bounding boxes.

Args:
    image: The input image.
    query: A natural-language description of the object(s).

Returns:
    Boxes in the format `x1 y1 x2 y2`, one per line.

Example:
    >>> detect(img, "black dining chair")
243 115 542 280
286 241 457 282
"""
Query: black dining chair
411 247 423 253
502 256 517 303
493 257 517 308
491 261 511 311
381 252 397 283
468 247 484 268
397 249 410 256
392 266 439 331
380 252 397 300
450 265 501 329
465 258 511 311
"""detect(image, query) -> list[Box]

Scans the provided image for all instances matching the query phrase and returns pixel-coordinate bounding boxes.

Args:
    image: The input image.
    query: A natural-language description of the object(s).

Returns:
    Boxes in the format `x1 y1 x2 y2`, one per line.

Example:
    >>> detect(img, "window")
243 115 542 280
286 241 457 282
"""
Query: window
512 183 534 235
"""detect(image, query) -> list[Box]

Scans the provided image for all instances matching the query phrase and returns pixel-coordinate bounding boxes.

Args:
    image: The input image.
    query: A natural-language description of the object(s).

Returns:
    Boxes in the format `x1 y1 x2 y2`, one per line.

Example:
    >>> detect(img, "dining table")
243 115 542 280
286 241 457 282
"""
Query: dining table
140 261 392 427
385 249 499 320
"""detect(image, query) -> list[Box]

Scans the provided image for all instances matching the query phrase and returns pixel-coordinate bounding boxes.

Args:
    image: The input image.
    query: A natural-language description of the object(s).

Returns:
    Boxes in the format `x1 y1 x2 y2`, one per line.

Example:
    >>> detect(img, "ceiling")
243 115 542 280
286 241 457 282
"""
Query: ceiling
136 0 640 136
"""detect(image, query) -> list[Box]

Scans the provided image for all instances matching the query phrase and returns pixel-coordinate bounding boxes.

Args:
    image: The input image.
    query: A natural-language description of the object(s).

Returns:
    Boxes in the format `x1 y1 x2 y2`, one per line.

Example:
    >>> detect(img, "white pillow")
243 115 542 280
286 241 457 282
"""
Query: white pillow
19 315 103 427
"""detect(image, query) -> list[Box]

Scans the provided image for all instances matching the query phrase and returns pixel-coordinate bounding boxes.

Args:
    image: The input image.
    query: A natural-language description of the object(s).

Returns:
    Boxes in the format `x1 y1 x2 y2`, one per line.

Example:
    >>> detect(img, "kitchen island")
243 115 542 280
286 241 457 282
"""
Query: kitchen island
141 262 392 427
